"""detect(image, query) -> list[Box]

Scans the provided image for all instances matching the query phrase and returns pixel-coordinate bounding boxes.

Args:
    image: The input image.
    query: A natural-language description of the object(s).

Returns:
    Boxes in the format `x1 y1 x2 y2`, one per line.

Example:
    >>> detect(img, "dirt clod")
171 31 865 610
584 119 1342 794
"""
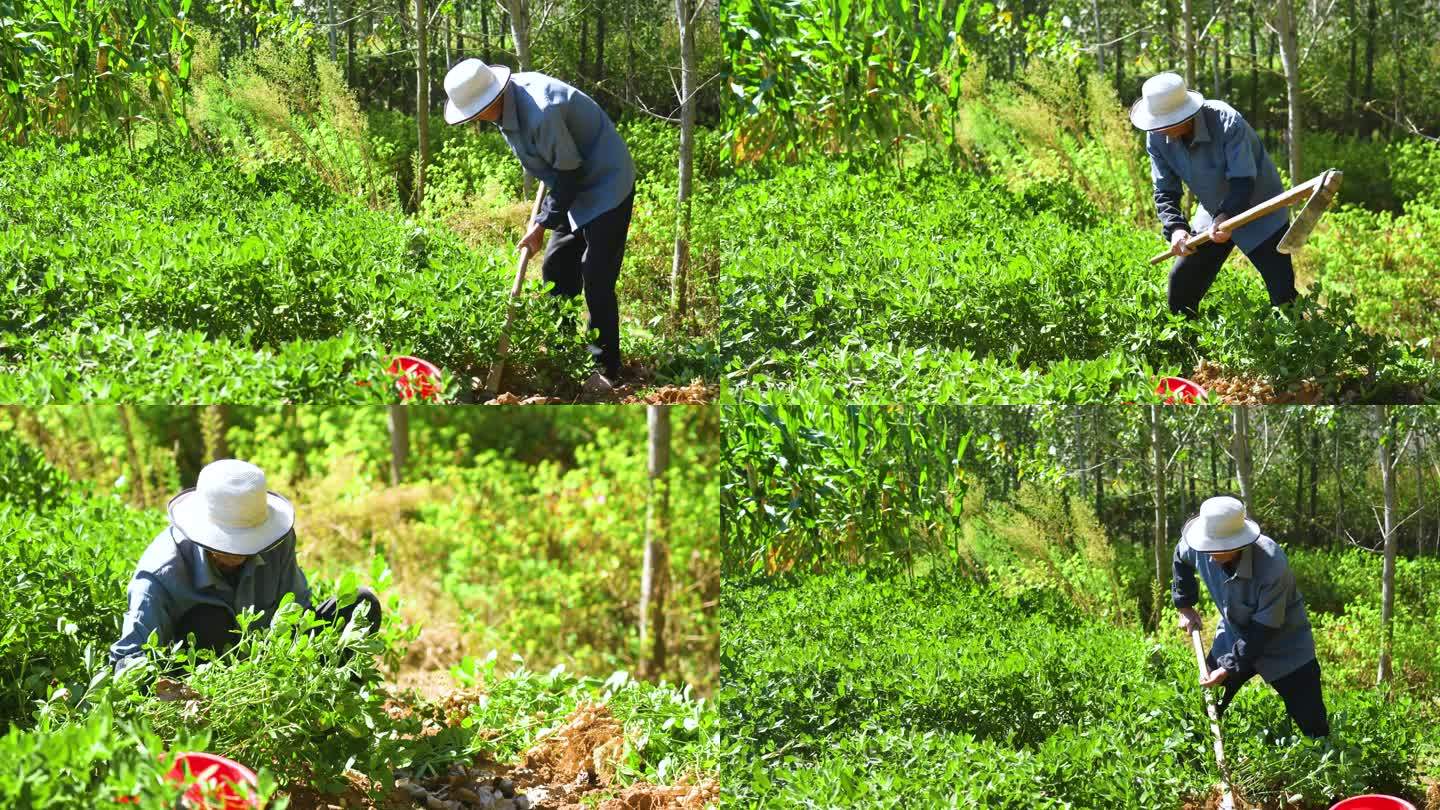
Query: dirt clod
1189 360 1327 405
593 779 719 810
521 702 625 786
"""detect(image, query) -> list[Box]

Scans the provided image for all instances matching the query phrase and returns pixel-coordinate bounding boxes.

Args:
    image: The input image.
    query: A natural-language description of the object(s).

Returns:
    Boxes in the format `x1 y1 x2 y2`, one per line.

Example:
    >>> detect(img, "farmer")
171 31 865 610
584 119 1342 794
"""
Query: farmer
1131 72 1298 318
442 58 636 390
1173 496 1329 738
110 459 381 673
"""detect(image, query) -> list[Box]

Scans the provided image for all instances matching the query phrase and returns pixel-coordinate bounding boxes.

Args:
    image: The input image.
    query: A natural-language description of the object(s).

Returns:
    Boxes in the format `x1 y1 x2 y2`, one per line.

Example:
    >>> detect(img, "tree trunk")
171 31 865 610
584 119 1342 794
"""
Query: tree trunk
1334 424 1344 545
1223 21 1231 97
117 406 148 506
1415 433 1426 557
579 14 589 80
1182 0 1197 86
481 0 492 61
1166 0 1178 68
625 0 635 100
505 0 532 71
1362 0 1376 112
1392 0 1404 129
1210 13 1221 98
1295 416 1304 536
1346 0 1356 130
328 0 338 61
388 405 410 486
1232 407 1254 506
290 404 310 481
346 0 357 86
1114 28 1123 96
201 405 231 462
1249 15 1258 125
1091 0 1104 73
595 0 607 82
670 0 697 319
1376 405 1397 686
456 0 465 55
415 0 431 208
1272 0 1301 181
640 406 672 678
1151 406 1168 585
1308 423 1319 542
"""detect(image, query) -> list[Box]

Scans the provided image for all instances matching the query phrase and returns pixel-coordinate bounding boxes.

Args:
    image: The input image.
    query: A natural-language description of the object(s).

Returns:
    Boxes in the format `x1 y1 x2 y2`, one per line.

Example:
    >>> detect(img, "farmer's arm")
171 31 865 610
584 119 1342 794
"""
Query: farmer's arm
1147 140 1190 243
1210 109 1259 240
110 574 174 673
1216 566 1291 675
533 107 585 230
1172 542 1203 631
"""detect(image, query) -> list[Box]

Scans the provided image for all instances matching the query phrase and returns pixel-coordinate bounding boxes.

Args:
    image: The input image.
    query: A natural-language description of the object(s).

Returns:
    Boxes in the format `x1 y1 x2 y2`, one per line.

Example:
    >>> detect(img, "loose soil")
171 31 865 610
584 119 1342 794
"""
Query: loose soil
1188 360 1326 405
1187 359 1429 405
464 362 715 406
282 682 716 810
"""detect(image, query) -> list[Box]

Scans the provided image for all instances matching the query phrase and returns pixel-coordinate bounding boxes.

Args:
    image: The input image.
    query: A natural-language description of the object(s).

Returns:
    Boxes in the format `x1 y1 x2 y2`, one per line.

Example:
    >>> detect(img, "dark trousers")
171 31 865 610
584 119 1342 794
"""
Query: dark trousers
1168 223 1298 317
540 189 635 375
1205 651 1330 738
172 587 383 658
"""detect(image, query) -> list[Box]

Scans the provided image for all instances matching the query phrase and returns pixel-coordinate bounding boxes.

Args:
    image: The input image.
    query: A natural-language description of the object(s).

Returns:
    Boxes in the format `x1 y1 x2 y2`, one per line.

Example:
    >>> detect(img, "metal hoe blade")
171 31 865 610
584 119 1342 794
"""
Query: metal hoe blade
1277 169 1343 254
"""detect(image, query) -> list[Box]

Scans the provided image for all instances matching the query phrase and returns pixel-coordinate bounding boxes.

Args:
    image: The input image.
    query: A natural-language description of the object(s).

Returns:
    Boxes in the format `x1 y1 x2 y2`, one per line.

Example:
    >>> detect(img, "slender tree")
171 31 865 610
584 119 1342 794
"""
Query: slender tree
415 0 431 207
640 405 672 678
1232 407 1254 506
1376 405 1398 686
1182 0 1197 85
1271 0 1302 180
201 405 231 463
388 405 410 486
504 0 533 70
1150 406 1168 585
670 0 700 318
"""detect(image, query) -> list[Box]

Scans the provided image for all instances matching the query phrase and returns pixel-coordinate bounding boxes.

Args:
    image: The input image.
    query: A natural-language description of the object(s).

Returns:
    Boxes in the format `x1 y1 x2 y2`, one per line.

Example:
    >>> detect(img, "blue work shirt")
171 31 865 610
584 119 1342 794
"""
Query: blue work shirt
497 72 636 231
1146 100 1288 253
110 527 311 672
1171 534 1316 682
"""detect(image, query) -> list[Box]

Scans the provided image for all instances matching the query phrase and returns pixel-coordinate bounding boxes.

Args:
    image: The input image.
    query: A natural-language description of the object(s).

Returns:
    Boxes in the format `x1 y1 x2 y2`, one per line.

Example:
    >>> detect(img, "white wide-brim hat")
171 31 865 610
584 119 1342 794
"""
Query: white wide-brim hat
443 58 512 125
1182 496 1261 553
1130 72 1204 131
168 459 295 556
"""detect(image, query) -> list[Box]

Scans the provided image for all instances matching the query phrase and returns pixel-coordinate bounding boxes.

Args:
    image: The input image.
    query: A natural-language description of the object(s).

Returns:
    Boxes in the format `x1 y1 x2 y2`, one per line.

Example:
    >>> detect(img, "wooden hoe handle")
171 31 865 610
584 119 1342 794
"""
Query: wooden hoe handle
485 182 548 398
1189 626 1231 782
1148 173 1329 265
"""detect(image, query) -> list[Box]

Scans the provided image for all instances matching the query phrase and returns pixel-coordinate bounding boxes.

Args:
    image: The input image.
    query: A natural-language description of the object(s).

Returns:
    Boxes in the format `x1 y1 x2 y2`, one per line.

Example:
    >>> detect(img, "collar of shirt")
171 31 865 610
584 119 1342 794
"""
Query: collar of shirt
180 528 266 592
1169 108 1212 147
499 84 520 134
1222 545 1254 582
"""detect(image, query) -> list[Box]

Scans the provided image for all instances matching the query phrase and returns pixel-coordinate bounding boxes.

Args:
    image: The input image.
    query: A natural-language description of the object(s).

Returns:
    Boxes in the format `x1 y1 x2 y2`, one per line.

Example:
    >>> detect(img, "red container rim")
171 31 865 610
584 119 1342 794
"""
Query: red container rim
386 355 442 402
1156 376 1206 404
166 752 259 810
1329 795 1418 810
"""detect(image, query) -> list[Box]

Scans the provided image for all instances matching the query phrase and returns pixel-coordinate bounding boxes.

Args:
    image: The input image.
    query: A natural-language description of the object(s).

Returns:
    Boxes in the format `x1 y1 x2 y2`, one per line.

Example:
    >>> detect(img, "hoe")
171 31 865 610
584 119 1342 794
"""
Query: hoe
1148 169 1344 265
1189 625 1237 810
485 182 548 398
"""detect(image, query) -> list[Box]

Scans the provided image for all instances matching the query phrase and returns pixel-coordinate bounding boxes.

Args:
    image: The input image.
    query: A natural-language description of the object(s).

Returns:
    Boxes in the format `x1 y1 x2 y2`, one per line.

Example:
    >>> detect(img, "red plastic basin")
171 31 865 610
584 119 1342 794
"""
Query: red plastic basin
387 355 442 402
1156 376 1207 404
356 355 442 401
166 752 260 810
1330 796 1417 810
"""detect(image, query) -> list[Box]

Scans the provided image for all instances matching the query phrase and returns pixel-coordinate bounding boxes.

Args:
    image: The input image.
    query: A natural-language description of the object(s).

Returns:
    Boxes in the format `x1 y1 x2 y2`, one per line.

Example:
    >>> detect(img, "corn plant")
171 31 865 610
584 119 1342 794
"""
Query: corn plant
0 0 195 147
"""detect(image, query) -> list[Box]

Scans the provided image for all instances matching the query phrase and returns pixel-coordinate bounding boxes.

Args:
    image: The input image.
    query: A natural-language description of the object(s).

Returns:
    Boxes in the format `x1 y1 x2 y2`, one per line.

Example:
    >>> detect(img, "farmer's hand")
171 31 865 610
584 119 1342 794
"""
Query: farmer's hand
1201 667 1230 688
518 222 546 262
1210 214 1232 244
1177 606 1203 633
1169 229 1196 257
